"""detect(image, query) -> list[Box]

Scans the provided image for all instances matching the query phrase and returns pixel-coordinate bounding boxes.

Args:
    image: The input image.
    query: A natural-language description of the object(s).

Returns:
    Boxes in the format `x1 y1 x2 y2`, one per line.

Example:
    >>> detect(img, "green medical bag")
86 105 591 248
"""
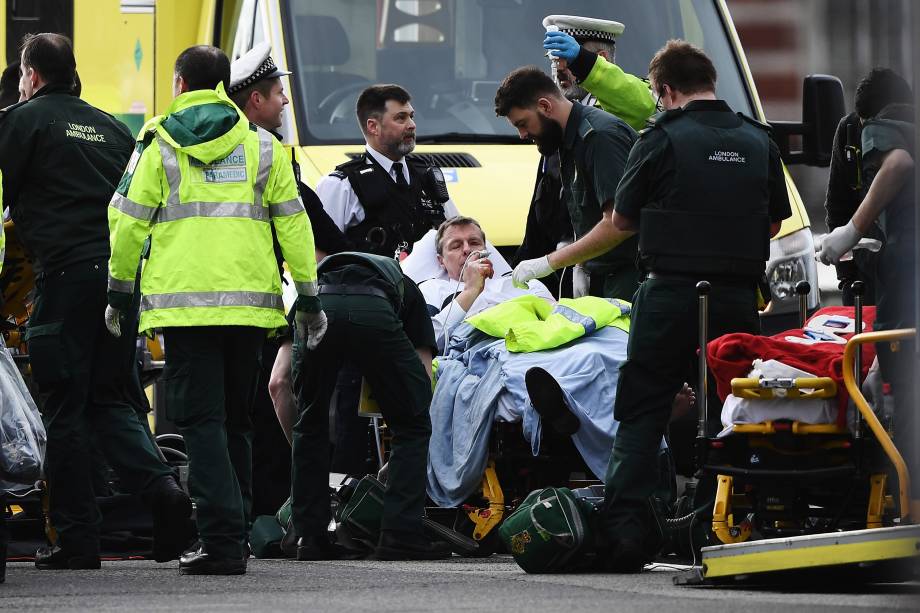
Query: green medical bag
336 475 386 540
499 487 594 573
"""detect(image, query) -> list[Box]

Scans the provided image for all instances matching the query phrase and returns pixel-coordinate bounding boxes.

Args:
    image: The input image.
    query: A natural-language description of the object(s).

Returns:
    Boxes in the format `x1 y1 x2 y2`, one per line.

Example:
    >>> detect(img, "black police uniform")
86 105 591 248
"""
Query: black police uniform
317 154 448 477
860 104 917 497
0 85 177 560
332 152 448 257
824 112 882 305
559 102 640 300
290 253 436 544
602 100 791 567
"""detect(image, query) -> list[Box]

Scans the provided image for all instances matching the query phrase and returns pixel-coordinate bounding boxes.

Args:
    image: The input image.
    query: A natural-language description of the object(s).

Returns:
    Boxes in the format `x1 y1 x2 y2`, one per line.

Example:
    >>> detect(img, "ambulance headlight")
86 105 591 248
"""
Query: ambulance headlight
765 228 819 312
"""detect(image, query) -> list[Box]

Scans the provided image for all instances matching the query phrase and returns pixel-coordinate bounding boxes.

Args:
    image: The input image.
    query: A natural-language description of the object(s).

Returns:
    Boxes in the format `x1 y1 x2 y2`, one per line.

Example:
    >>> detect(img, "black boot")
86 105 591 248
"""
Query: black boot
295 534 350 561
374 530 451 561
148 475 194 562
178 545 246 576
34 545 101 570
604 538 648 574
525 367 580 435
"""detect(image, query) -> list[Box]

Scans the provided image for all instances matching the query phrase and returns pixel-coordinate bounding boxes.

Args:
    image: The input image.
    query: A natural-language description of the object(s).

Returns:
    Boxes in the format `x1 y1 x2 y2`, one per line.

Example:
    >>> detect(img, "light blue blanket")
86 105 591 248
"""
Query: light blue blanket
427 324 629 507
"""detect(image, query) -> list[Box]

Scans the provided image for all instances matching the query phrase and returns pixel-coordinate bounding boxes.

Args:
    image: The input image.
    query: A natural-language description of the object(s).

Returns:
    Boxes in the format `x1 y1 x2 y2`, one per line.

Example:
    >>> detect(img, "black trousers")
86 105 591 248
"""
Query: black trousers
28 259 172 555
162 326 265 559
603 278 759 544
291 294 432 538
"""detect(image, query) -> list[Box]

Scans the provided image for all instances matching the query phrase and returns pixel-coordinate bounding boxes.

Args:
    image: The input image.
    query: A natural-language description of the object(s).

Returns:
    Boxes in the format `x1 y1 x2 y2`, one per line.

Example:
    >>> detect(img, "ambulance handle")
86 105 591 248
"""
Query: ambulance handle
697 281 711 439
795 280 810 329
852 280 865 439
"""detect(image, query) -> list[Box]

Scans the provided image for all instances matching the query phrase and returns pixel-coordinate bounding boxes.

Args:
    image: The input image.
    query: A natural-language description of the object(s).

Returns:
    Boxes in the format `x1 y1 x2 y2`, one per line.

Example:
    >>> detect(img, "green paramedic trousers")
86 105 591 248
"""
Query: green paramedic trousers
291 294 432 539
28 259 173 556
603 277 759 545
162 326 265 559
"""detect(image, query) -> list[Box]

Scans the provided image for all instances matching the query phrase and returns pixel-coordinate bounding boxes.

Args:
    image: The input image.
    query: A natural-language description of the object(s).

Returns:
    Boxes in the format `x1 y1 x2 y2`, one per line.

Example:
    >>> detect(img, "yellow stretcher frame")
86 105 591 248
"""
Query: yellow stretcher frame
842 328 916 521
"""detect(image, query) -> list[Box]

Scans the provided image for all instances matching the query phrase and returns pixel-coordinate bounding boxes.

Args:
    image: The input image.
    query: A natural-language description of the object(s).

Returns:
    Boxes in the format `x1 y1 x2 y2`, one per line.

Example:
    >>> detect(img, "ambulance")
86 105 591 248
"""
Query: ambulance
1 0 843 330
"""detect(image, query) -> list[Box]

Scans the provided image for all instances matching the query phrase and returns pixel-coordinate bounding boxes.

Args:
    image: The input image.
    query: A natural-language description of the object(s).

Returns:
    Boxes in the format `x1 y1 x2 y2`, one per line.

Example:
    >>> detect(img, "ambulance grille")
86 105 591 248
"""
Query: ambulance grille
345 152 481 168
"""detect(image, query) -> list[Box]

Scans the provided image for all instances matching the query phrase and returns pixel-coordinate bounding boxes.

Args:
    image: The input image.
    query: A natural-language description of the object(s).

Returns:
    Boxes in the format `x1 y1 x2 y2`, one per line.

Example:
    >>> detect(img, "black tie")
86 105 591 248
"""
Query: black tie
392 162 408 186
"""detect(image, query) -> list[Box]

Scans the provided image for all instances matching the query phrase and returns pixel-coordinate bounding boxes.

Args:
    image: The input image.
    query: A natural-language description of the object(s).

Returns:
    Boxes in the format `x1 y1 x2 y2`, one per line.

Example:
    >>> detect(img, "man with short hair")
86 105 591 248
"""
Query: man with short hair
495 67 639 301
516 16 655 298
0 33 191 570
312 84 454 478
422 216 553 351
601 40 791 572
107 44 323 575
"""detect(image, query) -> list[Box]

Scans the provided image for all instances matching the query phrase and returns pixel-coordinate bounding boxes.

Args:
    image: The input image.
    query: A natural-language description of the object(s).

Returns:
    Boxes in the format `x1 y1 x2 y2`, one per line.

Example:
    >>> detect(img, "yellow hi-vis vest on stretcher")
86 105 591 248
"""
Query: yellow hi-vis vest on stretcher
107 84 318 333
465 295 630 352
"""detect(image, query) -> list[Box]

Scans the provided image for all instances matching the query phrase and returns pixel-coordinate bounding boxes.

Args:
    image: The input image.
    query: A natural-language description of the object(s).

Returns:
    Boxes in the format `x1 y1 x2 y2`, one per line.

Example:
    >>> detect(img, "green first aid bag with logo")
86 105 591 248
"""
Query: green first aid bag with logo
499 487 594 573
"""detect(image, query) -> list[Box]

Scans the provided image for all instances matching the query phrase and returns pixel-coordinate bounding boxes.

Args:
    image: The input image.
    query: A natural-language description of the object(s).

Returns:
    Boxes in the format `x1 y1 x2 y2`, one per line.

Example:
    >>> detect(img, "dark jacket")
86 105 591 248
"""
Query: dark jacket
0 85 133 273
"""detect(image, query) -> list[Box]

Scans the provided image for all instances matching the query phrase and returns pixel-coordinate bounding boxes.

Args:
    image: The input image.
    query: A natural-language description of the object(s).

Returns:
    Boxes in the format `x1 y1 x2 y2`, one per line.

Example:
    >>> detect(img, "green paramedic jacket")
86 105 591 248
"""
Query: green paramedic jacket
108 83 318 333
570 51 655 132
0 170 4 276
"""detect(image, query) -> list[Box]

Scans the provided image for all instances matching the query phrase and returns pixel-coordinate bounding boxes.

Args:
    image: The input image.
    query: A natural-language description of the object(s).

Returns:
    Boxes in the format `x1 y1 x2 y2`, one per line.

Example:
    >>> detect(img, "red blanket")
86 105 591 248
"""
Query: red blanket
707 307 877 427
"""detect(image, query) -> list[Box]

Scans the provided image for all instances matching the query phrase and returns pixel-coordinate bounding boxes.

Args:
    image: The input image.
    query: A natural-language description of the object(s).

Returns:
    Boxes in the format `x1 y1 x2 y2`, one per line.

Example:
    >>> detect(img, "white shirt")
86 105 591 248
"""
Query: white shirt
419 275 555 353
314 144 457 233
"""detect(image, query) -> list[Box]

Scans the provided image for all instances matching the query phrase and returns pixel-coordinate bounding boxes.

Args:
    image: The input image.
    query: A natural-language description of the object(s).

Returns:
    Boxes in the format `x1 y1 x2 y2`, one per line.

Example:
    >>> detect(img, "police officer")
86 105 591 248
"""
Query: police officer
227 43 351 446
601 40 791 572
817 69 916 503
290 251 448 561
315 84 452 477
495 67 639 301
0 33 191 570
316 84 451 258
107 45 323 575
516 16 655 298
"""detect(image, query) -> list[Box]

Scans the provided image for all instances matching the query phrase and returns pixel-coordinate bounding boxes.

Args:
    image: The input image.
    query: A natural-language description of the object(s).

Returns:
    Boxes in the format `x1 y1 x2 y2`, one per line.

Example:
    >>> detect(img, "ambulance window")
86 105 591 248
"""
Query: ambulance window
6 0 74 65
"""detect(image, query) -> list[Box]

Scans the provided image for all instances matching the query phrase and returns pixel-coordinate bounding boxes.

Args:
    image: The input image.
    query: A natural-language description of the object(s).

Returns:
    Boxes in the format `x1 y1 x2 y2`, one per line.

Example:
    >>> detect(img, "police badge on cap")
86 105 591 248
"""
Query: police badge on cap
541 15 625 43
228 42 292 95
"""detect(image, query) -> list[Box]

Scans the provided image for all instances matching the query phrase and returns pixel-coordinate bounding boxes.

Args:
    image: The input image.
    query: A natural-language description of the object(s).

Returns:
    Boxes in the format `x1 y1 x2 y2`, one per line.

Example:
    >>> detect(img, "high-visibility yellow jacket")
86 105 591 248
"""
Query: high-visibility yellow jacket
108 83 317 333
466 295 630 352
581 54 655 132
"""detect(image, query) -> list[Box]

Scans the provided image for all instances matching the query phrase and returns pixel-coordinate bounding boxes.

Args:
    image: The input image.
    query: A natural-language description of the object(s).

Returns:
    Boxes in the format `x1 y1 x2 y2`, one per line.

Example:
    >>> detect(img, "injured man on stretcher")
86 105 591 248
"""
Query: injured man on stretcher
403 217 692 508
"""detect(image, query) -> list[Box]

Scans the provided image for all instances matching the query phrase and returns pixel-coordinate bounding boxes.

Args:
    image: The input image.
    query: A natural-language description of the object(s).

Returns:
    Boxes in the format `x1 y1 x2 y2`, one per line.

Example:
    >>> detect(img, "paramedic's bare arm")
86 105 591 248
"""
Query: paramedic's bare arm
416 346 433 380
851 148 914 233
268 340 295 446
547 202 634 270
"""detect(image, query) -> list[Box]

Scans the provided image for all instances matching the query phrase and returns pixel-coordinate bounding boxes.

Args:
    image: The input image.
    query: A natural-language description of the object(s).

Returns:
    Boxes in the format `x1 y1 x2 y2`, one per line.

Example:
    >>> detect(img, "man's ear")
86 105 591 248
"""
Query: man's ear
597 49 611 61
436 254 445 269
536 97 553 116
365 117 378 137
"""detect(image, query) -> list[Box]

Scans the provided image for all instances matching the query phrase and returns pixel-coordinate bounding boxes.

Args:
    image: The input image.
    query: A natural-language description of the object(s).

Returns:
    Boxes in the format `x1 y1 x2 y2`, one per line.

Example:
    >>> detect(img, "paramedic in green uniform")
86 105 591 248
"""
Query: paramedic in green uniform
0 33 190 570
601 41 791 572
290 252 449 561
817 68 916 501
496 67 639 300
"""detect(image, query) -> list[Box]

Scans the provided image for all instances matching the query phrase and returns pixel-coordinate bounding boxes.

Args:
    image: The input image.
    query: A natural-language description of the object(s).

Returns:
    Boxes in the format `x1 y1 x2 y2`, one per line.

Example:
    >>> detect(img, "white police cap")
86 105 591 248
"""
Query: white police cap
542 15 625 43
228 42 292 95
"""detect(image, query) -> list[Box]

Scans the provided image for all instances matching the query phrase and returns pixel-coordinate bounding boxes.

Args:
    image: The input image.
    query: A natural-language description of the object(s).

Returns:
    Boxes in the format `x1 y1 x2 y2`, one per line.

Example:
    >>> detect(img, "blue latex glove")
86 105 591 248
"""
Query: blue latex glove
543 31 580 63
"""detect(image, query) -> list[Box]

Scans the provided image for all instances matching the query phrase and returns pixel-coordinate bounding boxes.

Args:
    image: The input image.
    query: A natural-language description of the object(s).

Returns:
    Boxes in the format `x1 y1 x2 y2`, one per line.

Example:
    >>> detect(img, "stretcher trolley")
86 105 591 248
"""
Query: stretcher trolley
678 280 919 584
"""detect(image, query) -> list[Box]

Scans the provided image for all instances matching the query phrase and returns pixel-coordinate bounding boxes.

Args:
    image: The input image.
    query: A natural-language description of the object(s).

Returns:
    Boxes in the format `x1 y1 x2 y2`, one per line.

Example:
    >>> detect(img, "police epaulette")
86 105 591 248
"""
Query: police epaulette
334 155 369 172
329 169 348 180
738 113 772 133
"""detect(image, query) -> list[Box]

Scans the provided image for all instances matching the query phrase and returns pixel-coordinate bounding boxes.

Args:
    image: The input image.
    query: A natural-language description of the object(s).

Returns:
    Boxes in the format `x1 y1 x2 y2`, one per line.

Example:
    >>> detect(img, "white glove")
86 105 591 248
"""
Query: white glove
104 305 122 338
295 309 328 350
512 256 554 289
817 220 862 265
571 264 590 298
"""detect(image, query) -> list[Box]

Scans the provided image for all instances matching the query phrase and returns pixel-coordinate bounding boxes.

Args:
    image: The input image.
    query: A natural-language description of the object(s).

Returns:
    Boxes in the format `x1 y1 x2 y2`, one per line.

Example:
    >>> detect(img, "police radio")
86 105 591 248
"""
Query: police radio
425 166 451 203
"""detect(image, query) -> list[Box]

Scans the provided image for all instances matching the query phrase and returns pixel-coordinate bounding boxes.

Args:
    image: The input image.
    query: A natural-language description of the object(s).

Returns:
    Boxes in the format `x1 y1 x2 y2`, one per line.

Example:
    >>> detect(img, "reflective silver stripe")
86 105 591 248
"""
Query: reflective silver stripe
142 291 283 311
552 304 597 335
253 128 274 207
294 281 318 296
157 201 270 223
111 192 159 222
0 248 5 264
268 198 304 218
157 137 182 206
108 276 135 293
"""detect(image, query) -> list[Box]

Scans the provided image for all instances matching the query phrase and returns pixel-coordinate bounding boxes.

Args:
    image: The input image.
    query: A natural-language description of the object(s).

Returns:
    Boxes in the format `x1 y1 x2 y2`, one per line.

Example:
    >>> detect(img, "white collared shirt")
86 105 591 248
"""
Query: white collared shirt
315 144 418 232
